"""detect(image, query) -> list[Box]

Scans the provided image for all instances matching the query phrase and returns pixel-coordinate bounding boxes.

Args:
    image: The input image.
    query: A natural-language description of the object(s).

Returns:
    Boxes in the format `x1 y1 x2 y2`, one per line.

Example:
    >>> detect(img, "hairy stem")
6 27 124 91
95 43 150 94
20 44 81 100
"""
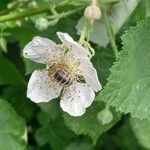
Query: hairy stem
0 5 50 22
79 20 87 43
51 8 83 19
0 3 83 23
104 11 118 56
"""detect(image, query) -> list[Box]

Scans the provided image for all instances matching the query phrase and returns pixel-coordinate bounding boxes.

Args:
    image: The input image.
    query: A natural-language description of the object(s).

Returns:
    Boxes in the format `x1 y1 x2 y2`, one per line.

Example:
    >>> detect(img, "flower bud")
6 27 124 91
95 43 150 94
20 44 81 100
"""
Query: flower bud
35 18 49 31
16 20 22 27
28 1 38 9
84 5 101 21
97 107 113 125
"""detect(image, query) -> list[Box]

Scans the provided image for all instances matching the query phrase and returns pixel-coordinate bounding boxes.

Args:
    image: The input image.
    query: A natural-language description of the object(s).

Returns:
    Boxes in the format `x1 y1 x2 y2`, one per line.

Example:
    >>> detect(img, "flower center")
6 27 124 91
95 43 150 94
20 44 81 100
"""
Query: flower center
48 58 78 86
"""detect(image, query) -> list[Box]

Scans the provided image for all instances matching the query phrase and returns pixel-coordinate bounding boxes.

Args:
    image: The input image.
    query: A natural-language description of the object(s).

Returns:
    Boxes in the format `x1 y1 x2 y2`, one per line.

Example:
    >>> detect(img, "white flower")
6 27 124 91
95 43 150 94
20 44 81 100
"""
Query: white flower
23 32 102 116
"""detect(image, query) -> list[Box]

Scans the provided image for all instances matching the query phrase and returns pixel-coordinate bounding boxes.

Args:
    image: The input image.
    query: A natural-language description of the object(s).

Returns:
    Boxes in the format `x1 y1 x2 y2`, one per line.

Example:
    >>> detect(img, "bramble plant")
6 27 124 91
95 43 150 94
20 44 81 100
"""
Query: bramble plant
0 0 150 150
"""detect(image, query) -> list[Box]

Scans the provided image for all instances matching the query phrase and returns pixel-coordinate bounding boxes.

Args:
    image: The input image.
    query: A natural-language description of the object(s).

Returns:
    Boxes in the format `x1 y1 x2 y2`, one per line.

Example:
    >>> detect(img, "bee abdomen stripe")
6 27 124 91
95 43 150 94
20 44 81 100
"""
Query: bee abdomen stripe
54 70 71 85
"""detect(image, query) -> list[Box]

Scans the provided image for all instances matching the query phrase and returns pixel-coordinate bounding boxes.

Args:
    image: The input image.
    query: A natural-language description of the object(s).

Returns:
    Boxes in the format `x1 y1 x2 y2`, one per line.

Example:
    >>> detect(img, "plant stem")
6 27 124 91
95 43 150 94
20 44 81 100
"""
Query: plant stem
0 2 20 16
79 19 87 43
52 8 83 19
0 4 83 23
0 5 50 22
104 11 118 56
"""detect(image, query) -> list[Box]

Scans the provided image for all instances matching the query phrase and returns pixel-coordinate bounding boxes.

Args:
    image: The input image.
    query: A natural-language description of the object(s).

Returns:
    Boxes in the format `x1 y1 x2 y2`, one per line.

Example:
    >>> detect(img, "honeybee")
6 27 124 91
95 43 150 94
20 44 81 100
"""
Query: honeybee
54 69 72 85
48 60 76 86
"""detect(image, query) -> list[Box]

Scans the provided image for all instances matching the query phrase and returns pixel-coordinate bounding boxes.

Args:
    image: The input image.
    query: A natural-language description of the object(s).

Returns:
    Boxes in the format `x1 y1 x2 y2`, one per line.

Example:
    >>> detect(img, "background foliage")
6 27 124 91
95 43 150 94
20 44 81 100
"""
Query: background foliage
0 0 150 149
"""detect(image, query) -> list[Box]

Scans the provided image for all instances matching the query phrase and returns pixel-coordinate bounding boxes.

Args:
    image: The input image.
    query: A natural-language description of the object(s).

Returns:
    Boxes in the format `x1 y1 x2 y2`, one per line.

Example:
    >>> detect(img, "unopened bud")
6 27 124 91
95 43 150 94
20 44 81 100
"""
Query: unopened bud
16 20 22 27
35 18 49 31
25 17 29 22
28 1 38 9
84 5 101 21
97 107 113 125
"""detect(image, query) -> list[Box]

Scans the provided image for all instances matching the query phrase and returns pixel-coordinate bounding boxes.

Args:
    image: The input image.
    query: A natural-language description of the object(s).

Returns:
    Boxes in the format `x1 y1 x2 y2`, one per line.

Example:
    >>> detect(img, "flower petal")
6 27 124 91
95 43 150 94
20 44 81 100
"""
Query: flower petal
57 32 88 60
60 82 95 116
27 70 63 103
80 58 102 92
23 36 63 63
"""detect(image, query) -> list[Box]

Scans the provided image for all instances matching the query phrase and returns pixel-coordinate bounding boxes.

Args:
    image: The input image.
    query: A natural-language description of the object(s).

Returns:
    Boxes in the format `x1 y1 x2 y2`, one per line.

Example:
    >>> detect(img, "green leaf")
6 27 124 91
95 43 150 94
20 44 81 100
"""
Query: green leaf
64 140 94 150
145 0 150 17
76 0 139 47
109 0 139 32
35 101 76 150
0 56 25 85
9 24 36 49
1 86 38 122
0 0 11 10
63 101 121 143
92 46 115 86
0 99 27 150
113 118 143 150
97 20 150 120
130 118 150 149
